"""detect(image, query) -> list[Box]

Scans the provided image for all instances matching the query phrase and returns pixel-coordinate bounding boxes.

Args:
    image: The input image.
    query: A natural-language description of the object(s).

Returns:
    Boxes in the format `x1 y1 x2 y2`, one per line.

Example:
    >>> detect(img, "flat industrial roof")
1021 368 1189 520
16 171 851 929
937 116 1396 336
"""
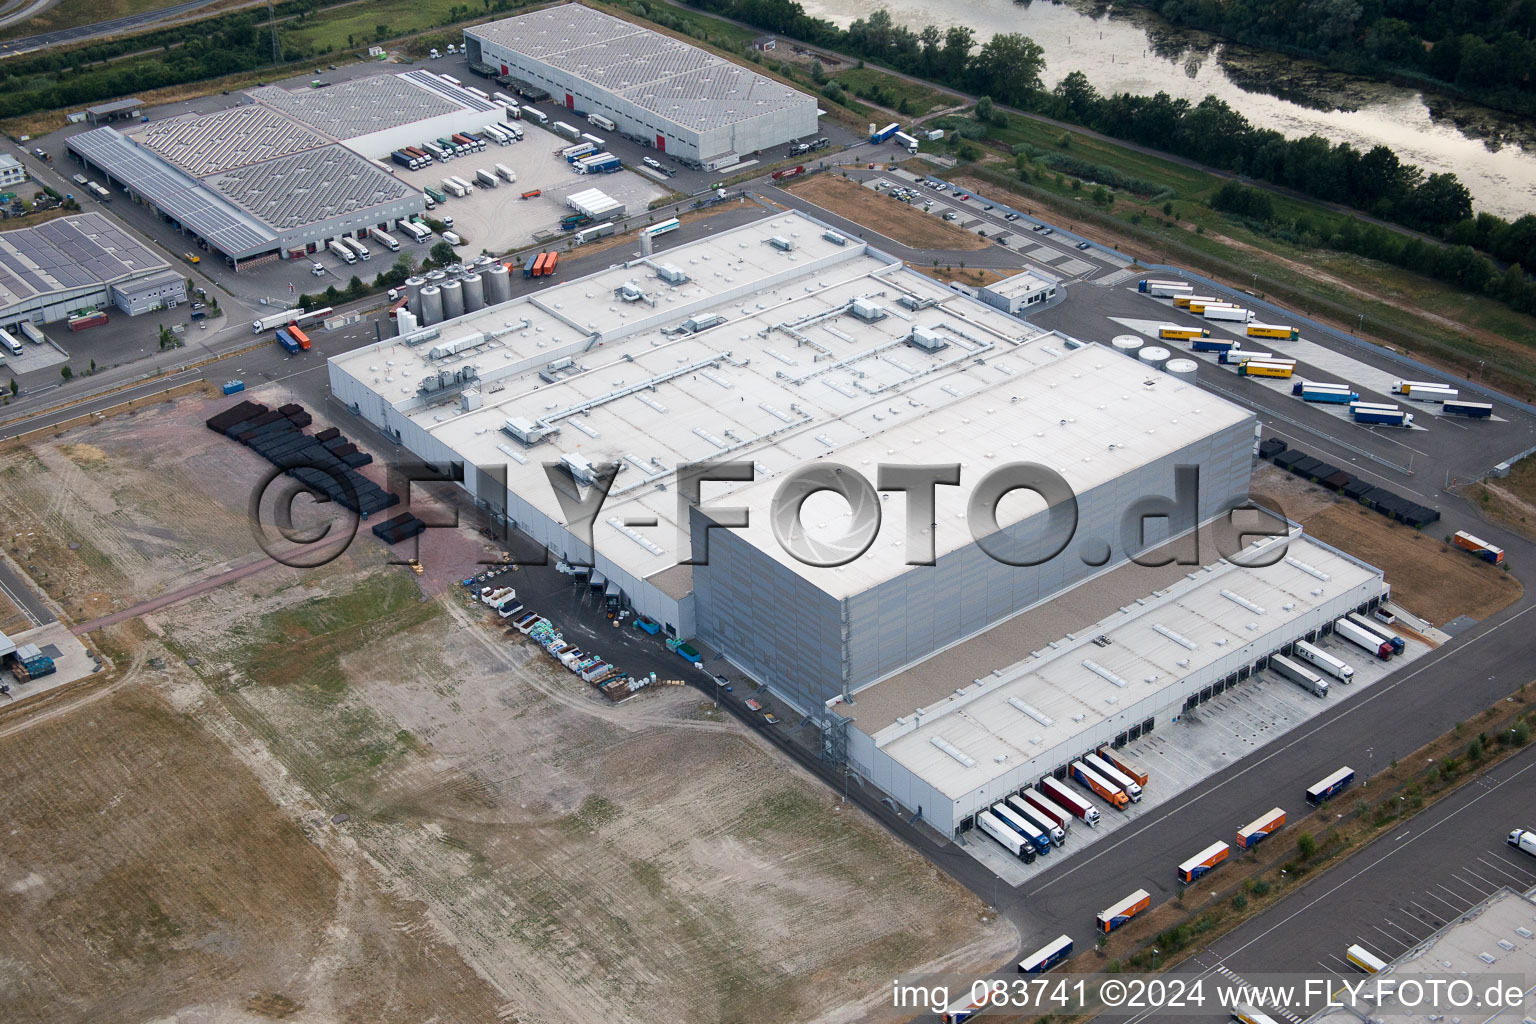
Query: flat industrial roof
333 212 1251 598
0 212 167 310
86 98 142 116
248 71 499 143
67 128 276 256
468 5 815 134
129 105 329 178
865 531 1383 800
984 269 1056 298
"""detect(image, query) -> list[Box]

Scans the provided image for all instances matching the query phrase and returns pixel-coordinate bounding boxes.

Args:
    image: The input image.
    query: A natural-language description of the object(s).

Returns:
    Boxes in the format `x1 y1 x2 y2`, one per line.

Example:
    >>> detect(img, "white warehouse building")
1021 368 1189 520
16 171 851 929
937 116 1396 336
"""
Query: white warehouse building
464 4 819 168
324 210 1389 836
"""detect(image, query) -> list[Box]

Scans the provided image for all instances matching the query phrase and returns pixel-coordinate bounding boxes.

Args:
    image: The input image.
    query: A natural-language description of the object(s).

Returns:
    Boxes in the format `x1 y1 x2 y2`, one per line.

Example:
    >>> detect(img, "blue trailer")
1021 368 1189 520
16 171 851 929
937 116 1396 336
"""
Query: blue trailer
523 253 539 278
870 122 900 143
1294 382 1359 404
1191 337 1241 353
1306 766 1355 804
1349 402 1413 426
275 329 300 354
1443 400 1493 418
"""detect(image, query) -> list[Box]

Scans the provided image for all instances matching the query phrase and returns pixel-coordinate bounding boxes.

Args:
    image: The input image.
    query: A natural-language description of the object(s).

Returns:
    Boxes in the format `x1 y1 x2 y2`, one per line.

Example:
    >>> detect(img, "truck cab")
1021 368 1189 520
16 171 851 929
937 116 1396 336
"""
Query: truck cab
1510 829 1536 856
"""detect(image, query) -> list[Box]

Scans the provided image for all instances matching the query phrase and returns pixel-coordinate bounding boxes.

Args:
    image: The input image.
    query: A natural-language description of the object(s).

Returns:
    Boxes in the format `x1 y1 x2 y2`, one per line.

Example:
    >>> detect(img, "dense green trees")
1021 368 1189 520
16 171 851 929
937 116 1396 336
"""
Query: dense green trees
1129 0 1536 116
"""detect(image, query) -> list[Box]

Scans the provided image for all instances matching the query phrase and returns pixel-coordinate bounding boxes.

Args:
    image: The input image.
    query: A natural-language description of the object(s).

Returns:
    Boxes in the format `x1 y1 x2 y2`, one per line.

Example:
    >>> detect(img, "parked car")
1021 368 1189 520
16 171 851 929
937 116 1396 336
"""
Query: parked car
183 252 200 264
1077 240 1092 249
1005 212 1019 221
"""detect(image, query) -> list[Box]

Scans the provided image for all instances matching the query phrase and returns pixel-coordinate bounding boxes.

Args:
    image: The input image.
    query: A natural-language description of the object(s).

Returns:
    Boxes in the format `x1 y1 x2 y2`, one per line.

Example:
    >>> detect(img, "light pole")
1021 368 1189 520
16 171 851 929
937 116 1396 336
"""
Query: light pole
1365 746 1374 786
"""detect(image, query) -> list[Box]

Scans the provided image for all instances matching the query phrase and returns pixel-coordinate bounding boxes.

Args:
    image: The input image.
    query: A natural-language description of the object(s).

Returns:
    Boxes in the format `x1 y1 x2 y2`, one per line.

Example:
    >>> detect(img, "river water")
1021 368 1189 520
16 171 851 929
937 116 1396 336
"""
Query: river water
795 0 1536 218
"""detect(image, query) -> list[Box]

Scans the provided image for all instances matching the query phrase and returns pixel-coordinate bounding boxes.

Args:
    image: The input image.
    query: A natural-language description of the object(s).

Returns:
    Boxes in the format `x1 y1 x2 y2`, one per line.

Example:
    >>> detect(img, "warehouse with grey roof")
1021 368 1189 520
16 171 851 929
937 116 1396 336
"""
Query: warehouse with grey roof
65 72 506 267
0 212 179 328
464 4 819 168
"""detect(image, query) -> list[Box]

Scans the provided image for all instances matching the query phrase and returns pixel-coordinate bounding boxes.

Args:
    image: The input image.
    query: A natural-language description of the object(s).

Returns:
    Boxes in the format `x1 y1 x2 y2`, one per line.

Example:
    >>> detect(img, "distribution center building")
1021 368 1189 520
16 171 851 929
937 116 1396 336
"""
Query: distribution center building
464 4 819 167
65 72 504 267
326 210 1390 835
0 212 176 329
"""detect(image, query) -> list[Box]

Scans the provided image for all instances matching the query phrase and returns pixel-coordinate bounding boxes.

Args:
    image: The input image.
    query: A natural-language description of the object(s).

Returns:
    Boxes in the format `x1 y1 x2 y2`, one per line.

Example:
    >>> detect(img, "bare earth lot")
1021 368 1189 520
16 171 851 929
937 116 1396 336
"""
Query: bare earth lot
785 174 991 251
0 389 1009 1023
1254 464 1521 624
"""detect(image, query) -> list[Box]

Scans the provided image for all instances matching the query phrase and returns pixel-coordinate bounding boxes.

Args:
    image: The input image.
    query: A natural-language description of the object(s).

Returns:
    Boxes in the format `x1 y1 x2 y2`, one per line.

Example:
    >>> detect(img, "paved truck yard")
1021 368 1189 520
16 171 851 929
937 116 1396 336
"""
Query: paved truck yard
5 51 1536 1023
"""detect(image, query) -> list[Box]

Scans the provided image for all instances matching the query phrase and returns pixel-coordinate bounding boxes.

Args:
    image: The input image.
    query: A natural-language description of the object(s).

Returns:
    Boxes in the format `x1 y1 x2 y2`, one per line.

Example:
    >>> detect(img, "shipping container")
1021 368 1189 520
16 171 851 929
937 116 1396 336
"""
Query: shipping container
523 253 539 277
1306 766 1355 804
1177 841 1230 883
1096 889 1151 932
285 324 312 350
1018 935 1072 974
1235 807 1286 850
543 251 558 276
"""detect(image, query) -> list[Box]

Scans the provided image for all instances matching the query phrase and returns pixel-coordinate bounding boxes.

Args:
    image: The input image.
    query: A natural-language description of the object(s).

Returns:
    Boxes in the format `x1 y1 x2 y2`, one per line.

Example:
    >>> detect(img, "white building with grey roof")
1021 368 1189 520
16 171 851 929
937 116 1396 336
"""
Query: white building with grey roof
0 212 175 328
65 72 505 266
464 4 819 167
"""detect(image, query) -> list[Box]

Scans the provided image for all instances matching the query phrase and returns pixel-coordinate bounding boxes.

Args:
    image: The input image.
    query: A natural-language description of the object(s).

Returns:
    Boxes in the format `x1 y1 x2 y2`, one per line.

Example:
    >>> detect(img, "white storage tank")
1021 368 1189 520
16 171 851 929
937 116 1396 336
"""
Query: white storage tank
485 262 512 305
396 308 419 337
461 273 486 312
1165 357 1198 379
1138 345 1171 369
419 285 444 325
1111 334 1143 356
441 278 465 320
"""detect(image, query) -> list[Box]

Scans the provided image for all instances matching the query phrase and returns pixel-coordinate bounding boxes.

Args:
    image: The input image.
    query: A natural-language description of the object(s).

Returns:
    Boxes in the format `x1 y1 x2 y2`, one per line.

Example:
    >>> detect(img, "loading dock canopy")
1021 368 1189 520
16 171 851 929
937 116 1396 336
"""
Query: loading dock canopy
589 571 606 590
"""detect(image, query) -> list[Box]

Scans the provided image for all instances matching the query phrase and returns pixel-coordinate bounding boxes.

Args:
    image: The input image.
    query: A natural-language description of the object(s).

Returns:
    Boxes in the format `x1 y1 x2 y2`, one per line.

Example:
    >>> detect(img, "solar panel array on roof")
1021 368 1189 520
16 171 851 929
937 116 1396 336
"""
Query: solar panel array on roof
0 212 168 309
469 5 813 133
250 73 496 141
206 144 415 229
129 106 329 177
67 128 276 257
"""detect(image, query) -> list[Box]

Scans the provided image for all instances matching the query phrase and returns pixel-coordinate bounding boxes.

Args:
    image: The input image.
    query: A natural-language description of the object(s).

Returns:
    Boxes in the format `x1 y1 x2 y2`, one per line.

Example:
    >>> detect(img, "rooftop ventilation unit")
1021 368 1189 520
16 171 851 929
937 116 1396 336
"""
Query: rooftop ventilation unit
684 313 727 333
767 236 794 252
655 262 689 284
502 416 557 446
909 326 947 352
850 298 886 322
560 452 598 485
823 230 847 246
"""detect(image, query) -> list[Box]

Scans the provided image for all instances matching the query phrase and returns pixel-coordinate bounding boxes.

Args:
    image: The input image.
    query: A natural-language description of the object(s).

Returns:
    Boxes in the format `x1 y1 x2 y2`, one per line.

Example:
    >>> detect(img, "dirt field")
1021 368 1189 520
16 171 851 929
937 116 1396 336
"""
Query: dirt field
1456 455 1536 543
0 389 1010 1023
1254 465 1521 624
909 264 1018 288
784 175 992 251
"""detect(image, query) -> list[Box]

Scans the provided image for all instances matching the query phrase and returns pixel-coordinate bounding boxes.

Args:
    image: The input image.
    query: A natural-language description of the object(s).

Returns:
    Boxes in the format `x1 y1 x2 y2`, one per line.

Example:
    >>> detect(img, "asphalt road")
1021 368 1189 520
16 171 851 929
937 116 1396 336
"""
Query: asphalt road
0 0 240 55
0 557 54 625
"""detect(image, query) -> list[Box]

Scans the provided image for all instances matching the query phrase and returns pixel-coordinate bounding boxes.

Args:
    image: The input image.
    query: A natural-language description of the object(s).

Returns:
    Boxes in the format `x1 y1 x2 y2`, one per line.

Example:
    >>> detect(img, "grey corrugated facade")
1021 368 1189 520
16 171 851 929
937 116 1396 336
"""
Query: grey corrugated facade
692 417 1256 715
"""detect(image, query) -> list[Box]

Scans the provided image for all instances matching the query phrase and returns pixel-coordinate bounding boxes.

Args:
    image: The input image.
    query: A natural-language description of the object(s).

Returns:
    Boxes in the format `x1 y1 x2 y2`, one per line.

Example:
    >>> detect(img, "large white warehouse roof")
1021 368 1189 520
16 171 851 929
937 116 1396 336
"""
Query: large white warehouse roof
467 4 814 134
331 212 1251 599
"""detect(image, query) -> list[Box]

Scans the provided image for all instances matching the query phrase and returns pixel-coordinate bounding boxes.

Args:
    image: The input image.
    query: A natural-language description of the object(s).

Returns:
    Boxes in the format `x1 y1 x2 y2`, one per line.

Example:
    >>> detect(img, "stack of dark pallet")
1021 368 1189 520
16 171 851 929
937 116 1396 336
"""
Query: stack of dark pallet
1258 437 1439 529
371 511 427 545
204 400 397 517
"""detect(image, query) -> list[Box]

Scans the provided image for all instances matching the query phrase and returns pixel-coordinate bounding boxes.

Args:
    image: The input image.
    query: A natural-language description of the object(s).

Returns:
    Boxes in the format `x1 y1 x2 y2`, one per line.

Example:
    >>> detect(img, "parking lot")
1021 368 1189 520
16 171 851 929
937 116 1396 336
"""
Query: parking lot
959 627 1435 885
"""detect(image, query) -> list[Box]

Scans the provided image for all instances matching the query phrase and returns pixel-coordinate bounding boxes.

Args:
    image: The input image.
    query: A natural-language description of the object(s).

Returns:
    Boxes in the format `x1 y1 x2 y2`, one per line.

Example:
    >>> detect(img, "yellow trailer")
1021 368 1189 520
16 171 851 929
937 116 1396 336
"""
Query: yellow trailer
1159 324 1210 340
1247 323 1300 340
1174 294 1216 309
1238 359 1295 379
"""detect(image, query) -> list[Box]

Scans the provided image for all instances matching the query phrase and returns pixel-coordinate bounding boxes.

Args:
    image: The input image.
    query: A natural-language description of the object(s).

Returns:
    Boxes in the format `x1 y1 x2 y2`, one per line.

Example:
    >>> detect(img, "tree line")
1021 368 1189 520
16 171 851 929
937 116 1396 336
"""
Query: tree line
1125 0 1536 117
682 0 1532 287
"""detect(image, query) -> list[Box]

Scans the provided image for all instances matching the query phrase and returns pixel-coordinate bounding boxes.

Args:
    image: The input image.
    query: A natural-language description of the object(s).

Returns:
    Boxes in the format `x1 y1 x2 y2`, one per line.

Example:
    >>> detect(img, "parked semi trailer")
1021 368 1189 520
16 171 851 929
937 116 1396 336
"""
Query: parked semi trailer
1348 402 1413 426
368 227 400 251
1248 323 1299 340
275 328 301 354
1177 841 1230 883
1235 807 1286 850
1443 400 1493 418
252 309 303 333
1293 381 1359 404
992 802 1052 855
1293 640 1354 682
1096 889 1151 932
1019 934 1072 974
1508 829 1536 857
1452 530 1506 563
1206 305 1254 323
1345 612 1404 653
1334 617 1393 659
977 810 1035 863
1006 794 1064 845
1071 760 1130 810
1174 294 1216 308
326 239 356 264
1391 379 1447 395
1021 786 1075 834
1306 766 1355 804
342 237 370 261
1270 653 1329 697
1096 748 1148 788
495 163 517 183
869 122 900 143
1084 754 1142 802
1139 279 1193 297
1161 324 1212 341
1041 777 1101 826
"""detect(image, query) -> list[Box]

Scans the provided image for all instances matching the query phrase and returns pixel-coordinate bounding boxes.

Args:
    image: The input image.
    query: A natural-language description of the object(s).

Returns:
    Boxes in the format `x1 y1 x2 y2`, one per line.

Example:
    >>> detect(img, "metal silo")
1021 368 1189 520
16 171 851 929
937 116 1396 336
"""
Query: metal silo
440 278 464 321
461 273 486 312
419 285 444 325
485 262 511 305
404 276 425 315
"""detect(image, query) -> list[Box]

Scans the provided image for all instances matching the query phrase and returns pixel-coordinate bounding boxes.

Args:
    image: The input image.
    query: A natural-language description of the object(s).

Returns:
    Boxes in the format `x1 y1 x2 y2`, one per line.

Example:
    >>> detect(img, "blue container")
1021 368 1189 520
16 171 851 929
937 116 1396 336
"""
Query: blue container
222 379 245 395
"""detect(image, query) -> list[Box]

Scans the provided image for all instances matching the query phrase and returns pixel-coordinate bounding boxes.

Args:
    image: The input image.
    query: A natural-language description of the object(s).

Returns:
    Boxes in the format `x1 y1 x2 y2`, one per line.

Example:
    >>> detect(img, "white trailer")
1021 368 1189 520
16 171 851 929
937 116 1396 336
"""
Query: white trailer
1293 640 1354 682
892 130 919 153
449 176 475 195
368 226 400 251
1006 794 1065 845
326 239 356 264
494 163 517 183
17 321 45 345
1335 618 1392 659
505 123 524 140
1204 305 1253 322
442 177 469 197
1142 279 1194 297
977 810 1032 861
1270 654 1329 697
521 105 547 124
1084 754 1143 802
251 308 303 333
0 329 23 355
474 168 499 189
480 124 509 144
992 802 1051 855
398 220 430 242
343 237 370 261
588 113 616 131
552 120 580 139
580 132 605 149
1403 385 1460 403
493 91 518 108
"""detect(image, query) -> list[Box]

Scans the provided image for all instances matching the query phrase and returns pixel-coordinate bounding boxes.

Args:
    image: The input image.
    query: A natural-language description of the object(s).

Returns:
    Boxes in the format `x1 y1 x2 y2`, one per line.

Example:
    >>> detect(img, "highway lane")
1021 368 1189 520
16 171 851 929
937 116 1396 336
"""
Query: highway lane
0 557 54 625
0 0 231 54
